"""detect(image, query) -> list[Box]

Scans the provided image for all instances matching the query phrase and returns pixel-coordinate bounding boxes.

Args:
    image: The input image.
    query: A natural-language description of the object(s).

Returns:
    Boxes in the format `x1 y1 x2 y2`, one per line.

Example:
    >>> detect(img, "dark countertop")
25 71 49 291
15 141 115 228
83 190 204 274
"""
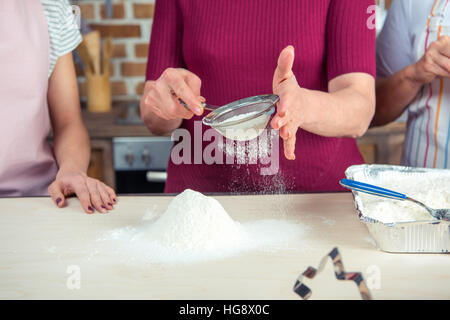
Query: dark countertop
82 101 159 139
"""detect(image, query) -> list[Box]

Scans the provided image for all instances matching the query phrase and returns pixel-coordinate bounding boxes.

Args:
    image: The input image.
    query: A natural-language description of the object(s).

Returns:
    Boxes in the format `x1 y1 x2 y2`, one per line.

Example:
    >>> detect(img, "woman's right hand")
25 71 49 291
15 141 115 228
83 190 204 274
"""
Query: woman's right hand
142 68 204 120
412 35 450 84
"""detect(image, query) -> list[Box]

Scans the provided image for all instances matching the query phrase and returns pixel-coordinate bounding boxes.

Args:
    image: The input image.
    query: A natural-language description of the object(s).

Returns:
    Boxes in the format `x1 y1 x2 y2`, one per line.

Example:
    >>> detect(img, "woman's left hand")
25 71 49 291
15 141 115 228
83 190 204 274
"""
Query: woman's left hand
48 169 117 214
270 45 305 161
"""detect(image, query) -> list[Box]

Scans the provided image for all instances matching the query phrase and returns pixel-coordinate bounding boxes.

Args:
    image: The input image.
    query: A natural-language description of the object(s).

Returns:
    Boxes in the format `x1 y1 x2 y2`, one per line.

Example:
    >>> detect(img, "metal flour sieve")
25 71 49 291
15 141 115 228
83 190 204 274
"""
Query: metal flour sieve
201 94 279 141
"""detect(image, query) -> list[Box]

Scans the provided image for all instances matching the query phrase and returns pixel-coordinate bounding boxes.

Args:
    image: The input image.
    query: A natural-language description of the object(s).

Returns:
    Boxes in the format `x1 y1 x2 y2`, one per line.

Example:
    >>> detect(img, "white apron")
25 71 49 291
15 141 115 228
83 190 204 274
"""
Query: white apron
0 0 58 196
403 0 450 168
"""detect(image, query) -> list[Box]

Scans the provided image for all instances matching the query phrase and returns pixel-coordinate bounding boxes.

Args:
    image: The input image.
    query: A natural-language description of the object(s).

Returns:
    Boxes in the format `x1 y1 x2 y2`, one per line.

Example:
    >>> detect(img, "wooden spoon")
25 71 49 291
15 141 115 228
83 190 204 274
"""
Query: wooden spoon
77 40 95 74
102 37 112 75
83 31 101 74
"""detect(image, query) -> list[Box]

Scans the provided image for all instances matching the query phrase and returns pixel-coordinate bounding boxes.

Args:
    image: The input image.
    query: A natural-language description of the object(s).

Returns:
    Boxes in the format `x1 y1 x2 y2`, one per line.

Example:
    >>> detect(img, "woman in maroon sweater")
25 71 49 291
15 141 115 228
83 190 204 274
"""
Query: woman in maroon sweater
140 0 376 193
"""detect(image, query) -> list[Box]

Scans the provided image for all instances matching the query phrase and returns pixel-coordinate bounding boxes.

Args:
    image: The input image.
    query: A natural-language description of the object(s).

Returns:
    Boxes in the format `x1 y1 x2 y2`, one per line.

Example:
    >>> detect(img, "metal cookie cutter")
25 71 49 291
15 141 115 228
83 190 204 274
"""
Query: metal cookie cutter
293 247 372 300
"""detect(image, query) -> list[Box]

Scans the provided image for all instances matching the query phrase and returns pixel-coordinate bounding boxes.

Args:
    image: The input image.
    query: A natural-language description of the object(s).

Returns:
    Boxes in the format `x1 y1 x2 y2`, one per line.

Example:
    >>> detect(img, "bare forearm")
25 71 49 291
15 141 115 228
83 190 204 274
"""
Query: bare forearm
47 53 90 173
46 52 117 213
53 123 90 173
373 66 423 127
300 86 375 138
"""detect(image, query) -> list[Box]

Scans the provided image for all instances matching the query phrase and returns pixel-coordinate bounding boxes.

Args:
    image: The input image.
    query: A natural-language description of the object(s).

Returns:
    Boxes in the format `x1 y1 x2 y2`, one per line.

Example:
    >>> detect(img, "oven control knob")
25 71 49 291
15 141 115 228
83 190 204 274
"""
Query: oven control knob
125 152 135 166
142 149 151 166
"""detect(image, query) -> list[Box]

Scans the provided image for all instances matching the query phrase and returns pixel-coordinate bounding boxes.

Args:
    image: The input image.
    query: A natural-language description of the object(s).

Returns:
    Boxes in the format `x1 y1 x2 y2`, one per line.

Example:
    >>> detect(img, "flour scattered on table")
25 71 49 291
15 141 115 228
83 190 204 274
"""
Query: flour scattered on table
320 217 336 226
363 236 377 248
97 189 305 264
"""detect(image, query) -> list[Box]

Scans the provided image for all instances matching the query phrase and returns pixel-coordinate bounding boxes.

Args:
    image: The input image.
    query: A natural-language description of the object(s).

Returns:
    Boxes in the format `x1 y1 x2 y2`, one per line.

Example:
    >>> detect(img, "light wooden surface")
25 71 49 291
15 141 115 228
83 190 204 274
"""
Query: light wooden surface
0 193 448 300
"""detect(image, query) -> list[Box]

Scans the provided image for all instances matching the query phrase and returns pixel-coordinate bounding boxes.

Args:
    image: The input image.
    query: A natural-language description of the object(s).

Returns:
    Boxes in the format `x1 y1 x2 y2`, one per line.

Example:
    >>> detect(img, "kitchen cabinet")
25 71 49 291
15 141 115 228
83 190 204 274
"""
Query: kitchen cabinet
81 103 156 190
88 139 114 188
357 122 406 165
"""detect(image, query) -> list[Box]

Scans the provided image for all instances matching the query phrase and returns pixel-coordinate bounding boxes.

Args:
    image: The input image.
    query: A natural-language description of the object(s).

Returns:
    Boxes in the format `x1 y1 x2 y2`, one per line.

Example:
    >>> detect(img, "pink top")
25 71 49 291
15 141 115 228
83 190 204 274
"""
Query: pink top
146 0 376 193
0 0 58 196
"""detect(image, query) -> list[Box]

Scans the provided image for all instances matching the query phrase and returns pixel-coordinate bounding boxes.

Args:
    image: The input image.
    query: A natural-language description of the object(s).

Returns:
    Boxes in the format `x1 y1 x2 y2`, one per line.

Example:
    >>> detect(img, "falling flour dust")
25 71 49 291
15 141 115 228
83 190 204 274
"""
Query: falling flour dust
97 189 305 264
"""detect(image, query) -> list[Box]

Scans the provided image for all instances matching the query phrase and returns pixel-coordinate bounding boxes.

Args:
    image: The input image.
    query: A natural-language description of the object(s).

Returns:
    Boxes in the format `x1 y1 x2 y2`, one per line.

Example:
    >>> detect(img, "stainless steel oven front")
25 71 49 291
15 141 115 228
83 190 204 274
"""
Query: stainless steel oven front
113 137 173 194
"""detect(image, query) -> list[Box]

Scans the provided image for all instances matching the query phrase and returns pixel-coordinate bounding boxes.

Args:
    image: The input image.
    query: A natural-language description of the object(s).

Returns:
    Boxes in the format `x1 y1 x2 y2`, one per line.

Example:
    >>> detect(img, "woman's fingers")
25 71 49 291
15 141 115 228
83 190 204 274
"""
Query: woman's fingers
148 68 204 120
52 169 117 214
183 70 202 97
271 109 289 130
143 82 171 120
97 182 114 210
273 45 295 92
105 185 117 204
150 82 179 120
280 126 297 160
156 81 196 120
272 56 302 161
162 68 203 116
72 182 94 214
170 79 203 116
48 181 65 208
280 125 297 160
279 125 290 140
86 179 107 213
271 92 293 130
174 96 197 120
284 136 297 160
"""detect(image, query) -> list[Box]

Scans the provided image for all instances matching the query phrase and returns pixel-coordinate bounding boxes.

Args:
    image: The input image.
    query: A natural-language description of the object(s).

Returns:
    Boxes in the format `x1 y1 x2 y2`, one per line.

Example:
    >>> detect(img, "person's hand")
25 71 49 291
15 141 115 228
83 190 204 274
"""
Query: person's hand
270 45 305 160
48 169 117 214
412 35 450 84
142 68 204 120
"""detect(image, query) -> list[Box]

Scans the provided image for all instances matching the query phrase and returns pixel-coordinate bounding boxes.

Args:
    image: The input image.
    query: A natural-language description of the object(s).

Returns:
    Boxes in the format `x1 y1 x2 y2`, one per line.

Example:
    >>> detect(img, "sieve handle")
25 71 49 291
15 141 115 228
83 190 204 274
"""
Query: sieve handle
201 102 216 111
339 179 407 201
178 98 216 111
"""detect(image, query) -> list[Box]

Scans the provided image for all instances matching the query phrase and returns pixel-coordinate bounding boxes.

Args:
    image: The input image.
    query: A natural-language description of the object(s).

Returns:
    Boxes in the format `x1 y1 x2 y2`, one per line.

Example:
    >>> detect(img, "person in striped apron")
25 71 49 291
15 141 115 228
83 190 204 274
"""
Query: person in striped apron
0 0 116 213
375 0 450 168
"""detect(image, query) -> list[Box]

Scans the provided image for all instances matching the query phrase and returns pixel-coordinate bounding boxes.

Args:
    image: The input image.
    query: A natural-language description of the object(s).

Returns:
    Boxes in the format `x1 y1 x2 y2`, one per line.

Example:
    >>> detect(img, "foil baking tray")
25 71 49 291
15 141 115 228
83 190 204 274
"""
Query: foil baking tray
345 164 450 253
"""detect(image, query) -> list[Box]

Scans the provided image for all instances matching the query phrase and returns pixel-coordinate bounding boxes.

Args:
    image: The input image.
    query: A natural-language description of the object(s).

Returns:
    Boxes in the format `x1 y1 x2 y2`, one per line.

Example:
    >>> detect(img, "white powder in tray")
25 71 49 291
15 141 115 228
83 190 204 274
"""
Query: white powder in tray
98 189 304 264
360 175 450 223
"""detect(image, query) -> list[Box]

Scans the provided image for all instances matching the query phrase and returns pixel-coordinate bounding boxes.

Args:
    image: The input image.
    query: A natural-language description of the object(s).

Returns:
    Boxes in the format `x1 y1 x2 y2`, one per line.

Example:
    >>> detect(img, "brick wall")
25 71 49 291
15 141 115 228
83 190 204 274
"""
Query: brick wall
74 0 155 102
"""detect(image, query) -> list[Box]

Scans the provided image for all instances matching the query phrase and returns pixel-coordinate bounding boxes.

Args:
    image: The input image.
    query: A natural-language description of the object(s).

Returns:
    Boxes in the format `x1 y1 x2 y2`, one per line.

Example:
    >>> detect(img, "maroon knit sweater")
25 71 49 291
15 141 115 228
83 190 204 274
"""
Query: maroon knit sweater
146 0 376 194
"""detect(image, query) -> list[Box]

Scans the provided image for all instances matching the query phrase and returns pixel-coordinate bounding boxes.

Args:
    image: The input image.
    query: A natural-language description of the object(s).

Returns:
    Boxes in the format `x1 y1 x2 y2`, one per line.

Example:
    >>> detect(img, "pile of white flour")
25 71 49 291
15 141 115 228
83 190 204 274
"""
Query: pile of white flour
98 189 304 264
134 189 248 253
360 175 450 223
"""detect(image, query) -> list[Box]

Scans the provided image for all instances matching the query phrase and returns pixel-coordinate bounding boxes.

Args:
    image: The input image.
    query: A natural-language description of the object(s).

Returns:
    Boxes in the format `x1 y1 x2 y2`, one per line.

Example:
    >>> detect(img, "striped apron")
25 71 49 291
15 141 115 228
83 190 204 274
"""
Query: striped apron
403 0 450 168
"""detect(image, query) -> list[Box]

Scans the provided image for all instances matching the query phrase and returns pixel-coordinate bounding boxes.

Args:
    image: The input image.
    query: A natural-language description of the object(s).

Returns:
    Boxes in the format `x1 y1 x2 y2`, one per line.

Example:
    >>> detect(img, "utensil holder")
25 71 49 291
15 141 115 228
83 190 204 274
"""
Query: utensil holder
86 72 111 113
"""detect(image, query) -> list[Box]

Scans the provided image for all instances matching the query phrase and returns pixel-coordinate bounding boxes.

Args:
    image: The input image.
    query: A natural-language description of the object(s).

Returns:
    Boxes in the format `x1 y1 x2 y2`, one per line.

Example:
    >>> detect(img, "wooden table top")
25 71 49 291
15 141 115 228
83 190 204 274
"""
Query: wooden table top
0 193 448 300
